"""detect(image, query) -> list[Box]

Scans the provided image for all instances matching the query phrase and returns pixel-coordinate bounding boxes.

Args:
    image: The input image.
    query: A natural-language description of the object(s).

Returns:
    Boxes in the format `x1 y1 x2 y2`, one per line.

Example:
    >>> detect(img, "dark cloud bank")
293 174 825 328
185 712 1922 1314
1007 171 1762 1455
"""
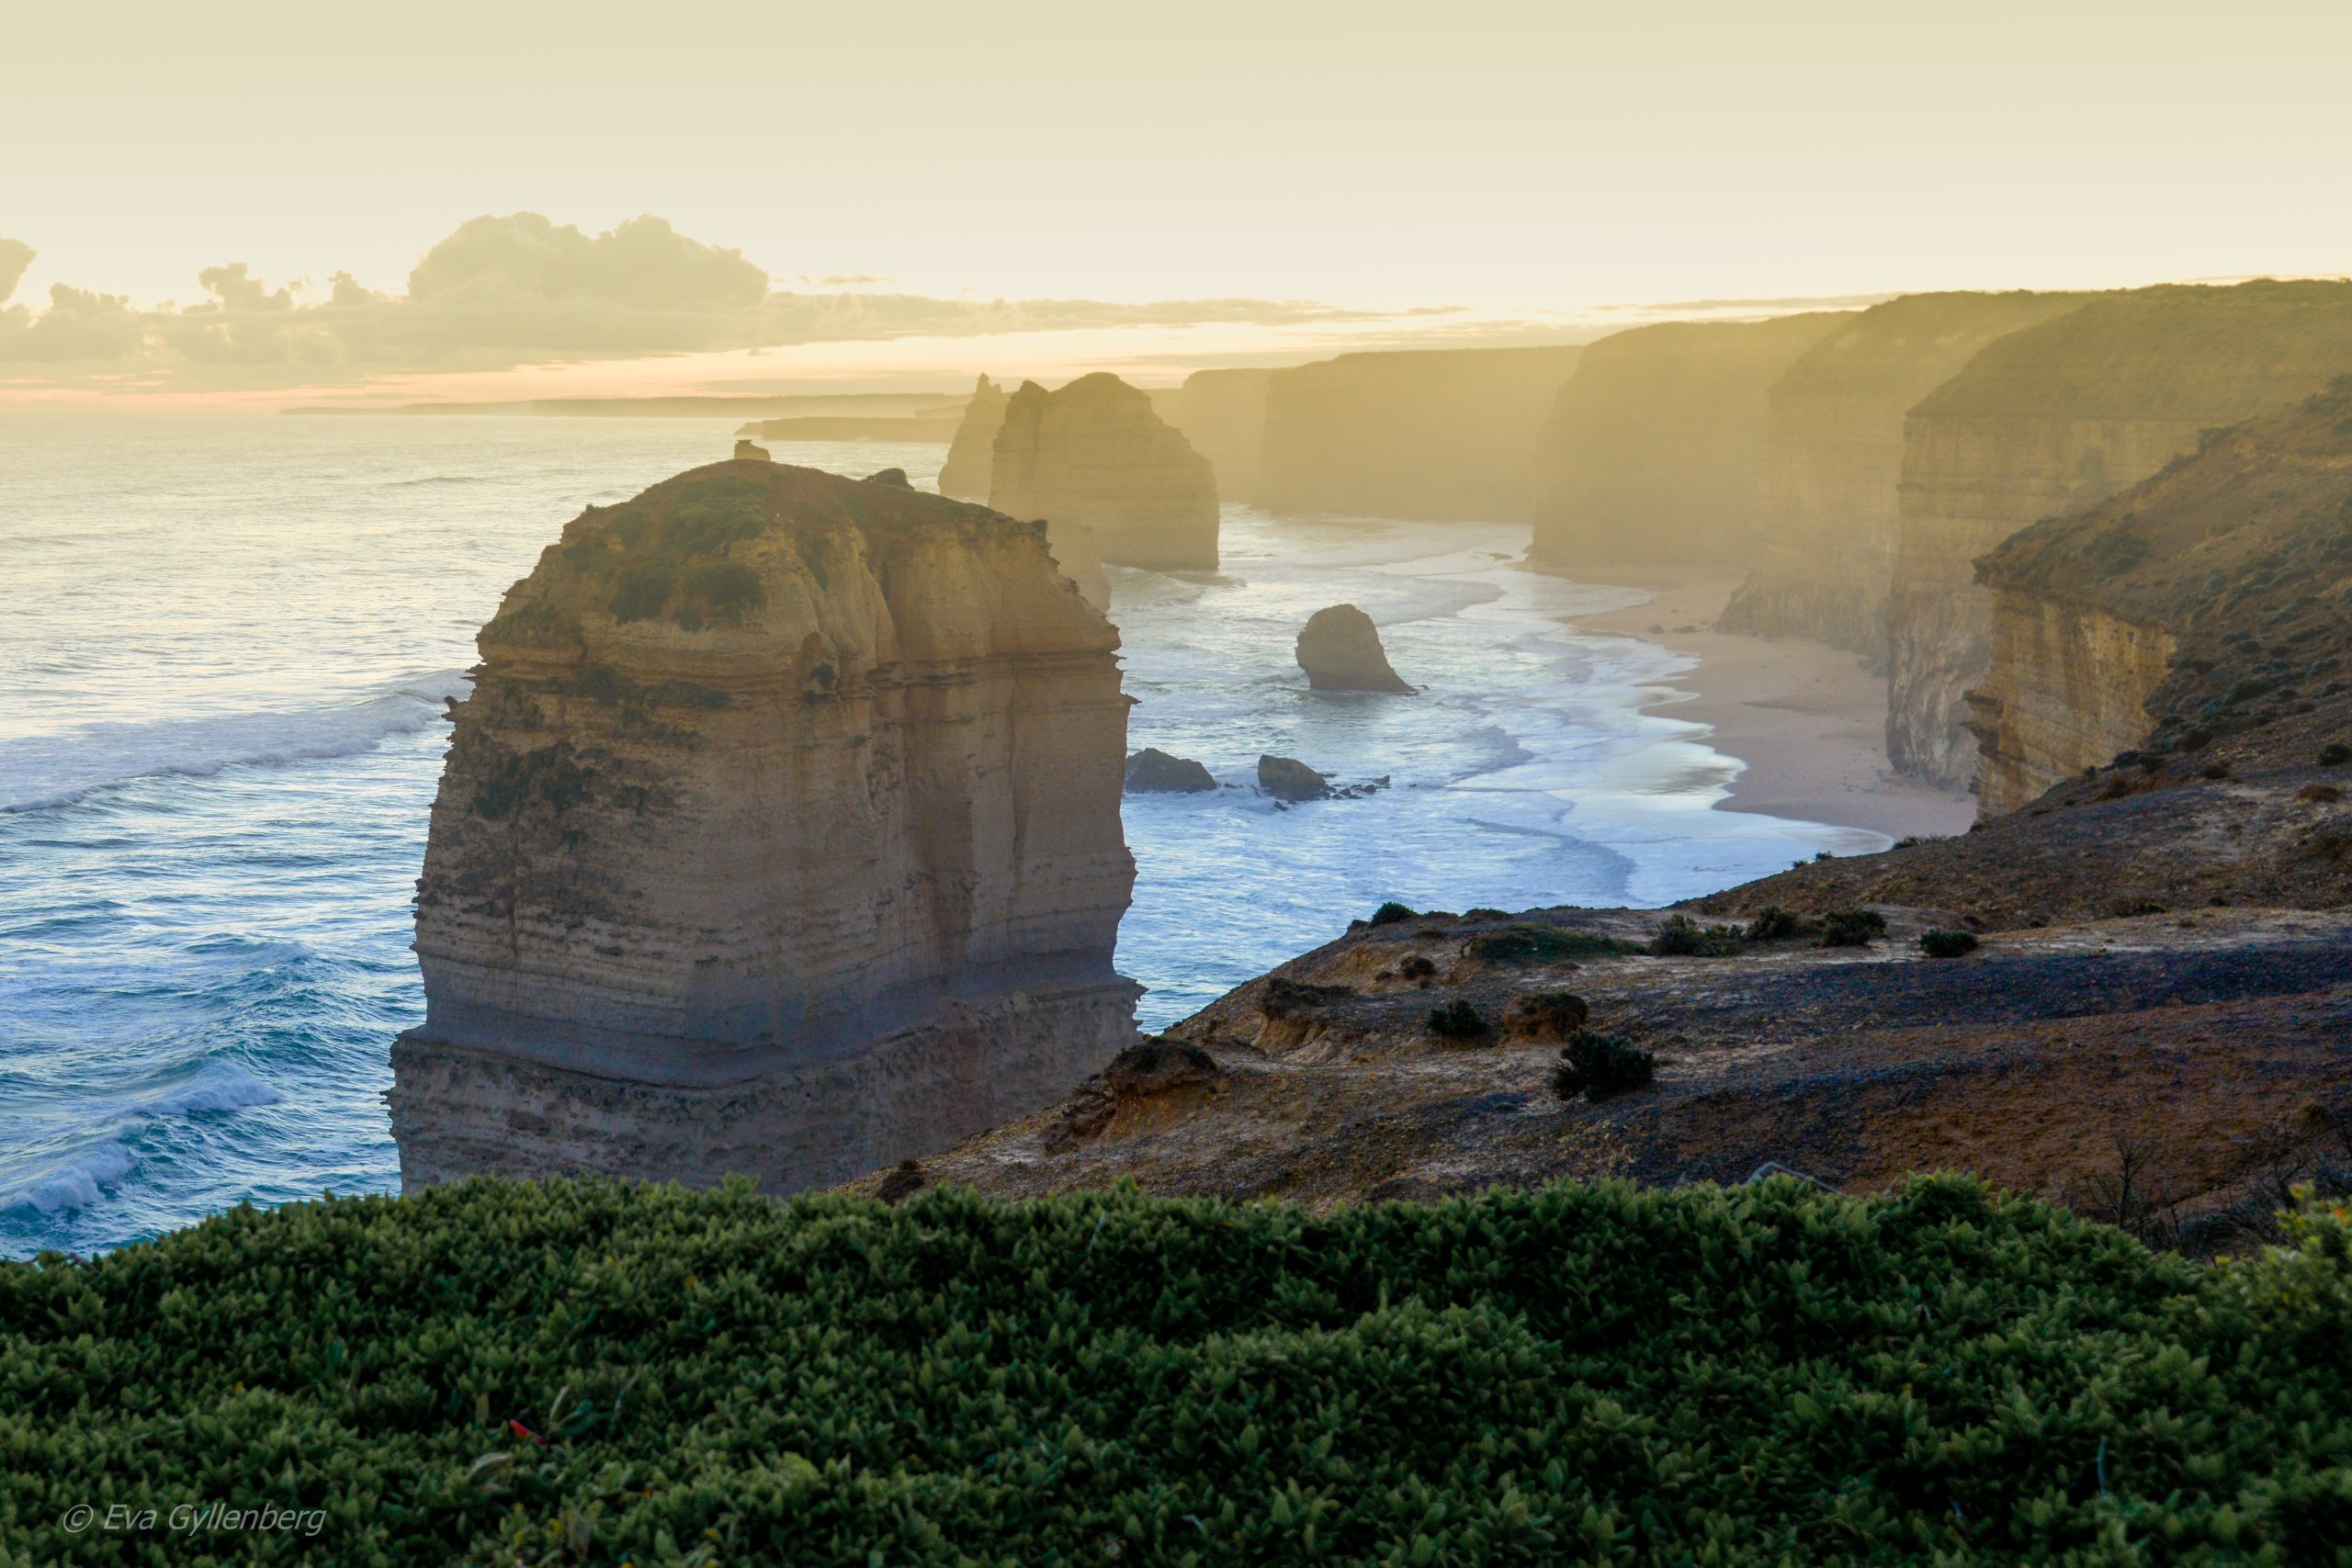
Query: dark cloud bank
0 214 1353 391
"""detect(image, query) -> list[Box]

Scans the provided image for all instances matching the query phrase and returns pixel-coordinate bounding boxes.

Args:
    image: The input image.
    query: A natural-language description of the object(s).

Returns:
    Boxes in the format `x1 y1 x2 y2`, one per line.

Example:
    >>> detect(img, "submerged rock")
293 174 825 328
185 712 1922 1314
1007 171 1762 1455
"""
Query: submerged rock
1125 748 1216 794
1296 604 1414 693
1257 754 1330 802
390 460 1139 1196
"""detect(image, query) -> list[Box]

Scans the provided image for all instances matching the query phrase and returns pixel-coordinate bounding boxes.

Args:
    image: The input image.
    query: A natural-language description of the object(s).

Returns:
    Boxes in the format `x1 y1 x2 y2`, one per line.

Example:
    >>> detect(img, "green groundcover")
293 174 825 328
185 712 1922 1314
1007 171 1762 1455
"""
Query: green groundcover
4 1175 2349 1565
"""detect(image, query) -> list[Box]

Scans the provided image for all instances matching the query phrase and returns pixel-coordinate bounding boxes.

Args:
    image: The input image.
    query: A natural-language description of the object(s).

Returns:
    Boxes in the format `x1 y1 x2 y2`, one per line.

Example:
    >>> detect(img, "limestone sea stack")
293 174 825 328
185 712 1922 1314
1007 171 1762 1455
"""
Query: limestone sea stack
1969 383 2352 814
1295 604 1414 693
1715 291 2084 662
989 373 1220 573
1529 313 1852 571
389 458 1140 1194
1885 279 2352 788
936 374 1008 501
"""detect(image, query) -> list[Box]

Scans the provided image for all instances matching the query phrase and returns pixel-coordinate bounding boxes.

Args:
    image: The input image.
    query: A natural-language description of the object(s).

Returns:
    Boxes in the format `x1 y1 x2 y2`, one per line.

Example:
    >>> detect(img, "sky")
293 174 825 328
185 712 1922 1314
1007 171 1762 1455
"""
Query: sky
5 0 2349 400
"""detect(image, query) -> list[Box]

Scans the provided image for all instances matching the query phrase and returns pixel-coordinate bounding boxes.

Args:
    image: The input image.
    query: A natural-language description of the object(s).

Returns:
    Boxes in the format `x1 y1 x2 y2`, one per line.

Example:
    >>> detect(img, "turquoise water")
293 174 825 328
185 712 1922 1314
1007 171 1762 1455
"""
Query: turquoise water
0 411 1865 1256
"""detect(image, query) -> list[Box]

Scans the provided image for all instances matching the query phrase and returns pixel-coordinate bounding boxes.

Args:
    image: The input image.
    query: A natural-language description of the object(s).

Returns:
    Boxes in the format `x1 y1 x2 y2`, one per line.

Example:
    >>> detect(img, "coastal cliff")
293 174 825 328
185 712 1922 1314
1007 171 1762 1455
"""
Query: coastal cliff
1886 280 2352 787
1971 381 2352 813
935 374 1007 500
1717 292 2082 661
1164 367 1272 502
389 459 1139 1193
989 373 1220 572
1254 345 1585 521
1529 313 1850 570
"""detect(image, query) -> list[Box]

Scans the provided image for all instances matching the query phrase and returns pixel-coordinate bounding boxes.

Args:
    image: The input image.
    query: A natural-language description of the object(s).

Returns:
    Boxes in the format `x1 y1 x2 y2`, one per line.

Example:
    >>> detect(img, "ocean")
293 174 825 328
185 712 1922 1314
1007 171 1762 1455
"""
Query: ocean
0 410 1870 1257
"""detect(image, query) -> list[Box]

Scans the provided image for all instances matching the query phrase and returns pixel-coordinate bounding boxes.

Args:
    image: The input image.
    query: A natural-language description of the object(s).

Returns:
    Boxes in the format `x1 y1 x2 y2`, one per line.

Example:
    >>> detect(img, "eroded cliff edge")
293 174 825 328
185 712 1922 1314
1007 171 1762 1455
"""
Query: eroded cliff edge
1886 280 2352 787
1970 381 2352 813
1530 313 1850 570
1717 291 2083 662
389 459 1139 1193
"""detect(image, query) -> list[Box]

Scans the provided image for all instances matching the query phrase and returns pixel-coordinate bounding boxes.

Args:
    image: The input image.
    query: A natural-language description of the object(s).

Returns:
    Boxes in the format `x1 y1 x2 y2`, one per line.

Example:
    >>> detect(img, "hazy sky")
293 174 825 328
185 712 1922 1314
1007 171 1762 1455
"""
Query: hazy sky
5 0 2348 397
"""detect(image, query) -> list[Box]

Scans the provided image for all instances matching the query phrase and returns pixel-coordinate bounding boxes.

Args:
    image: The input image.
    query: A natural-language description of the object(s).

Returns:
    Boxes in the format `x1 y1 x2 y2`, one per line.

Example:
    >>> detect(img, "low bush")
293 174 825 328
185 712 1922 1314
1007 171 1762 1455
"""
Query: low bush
1464 924 1637 964
1397 954 1437 981
1817 908 1889 948
1744 905 1814 941
2322 741 2352 766
1548 1028 1657 1100
1369 900 1418 926
1501 988 1589 1039
1646 913 1743 957
1426 998 1488 1039
5 1179 2352 1562
1918 929 1980 959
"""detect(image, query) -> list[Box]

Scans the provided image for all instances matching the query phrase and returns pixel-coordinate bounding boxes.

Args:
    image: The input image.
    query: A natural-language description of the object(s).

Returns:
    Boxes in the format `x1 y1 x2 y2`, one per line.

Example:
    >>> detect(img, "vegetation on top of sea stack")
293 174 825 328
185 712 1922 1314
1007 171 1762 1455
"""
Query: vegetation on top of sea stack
5 1176 2352 1564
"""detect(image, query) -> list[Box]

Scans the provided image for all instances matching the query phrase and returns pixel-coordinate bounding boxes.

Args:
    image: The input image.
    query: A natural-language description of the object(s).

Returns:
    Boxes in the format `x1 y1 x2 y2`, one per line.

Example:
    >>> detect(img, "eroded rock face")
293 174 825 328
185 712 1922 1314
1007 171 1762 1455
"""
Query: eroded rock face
989 373 1219 571
1296 604 1414 693
1716 292 2083 662
1165 368 1272 503
1970 383 2352 815
1125 748 1216 793
390 458 1138 1194
1886 280 2352 787
1530 314 1851 570
936 374 1007 501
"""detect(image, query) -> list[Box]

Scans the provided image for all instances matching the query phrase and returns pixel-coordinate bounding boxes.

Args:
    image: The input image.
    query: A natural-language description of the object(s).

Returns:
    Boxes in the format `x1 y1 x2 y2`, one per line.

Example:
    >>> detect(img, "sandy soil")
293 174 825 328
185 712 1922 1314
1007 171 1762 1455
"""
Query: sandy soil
1558 570 1978 842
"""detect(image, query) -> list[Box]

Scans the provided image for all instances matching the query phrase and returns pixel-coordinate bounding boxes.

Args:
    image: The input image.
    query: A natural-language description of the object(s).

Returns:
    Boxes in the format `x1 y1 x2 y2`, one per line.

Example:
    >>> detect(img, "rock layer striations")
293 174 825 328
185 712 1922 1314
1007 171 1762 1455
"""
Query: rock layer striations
989 373 1220 575
1886 280 2352 787
390 459 1139 1194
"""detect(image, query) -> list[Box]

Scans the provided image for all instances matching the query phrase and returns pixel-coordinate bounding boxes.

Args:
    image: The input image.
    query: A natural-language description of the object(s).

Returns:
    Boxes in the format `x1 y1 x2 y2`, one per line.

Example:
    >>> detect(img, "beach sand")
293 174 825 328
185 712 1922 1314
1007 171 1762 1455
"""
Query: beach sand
1560 571 1978 843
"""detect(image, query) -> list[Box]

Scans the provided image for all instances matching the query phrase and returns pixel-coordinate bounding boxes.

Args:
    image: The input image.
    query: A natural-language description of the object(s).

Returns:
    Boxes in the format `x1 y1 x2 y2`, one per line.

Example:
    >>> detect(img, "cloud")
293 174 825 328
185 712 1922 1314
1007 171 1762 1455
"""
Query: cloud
0 239 33 305
0 213 1357 390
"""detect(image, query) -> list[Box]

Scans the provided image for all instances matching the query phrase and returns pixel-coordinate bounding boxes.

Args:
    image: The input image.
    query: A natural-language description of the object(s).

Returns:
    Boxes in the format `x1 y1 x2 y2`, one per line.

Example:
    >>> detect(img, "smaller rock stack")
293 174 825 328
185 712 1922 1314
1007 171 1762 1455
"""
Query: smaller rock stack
1296 604 1414 693
990 374 1220 573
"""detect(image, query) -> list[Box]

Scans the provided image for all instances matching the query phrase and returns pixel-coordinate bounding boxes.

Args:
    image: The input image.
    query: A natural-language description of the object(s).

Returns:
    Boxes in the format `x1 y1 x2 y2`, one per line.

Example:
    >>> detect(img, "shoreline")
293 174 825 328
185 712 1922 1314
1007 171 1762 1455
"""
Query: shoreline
1551 567 1978 843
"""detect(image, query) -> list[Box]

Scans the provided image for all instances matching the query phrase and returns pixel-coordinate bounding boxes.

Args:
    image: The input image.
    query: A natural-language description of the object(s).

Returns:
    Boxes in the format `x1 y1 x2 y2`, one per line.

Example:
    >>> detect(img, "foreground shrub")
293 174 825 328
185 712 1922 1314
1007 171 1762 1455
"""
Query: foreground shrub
1548 1028 1657 1100
1464 923 1637 964
2322 741 2352 766
1369 900 1417 926
1919 929 1981 959
1647 913 1743 957
1426 998 1488 1039
5 1179 2352 1565
1502 988 1590 1039
1745 904 1814 941
1817 908 1889 947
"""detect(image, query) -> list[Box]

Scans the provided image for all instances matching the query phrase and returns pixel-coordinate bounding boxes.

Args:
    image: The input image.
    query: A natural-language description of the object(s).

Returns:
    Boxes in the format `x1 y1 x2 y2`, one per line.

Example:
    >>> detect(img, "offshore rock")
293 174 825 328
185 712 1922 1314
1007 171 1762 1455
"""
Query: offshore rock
733 438 771 461
1530 314 1851 570
389 458 1139 1195
1886 280 2352 787
989 373 1220 571
1125 748 1216 794
1258 754 1330 802
935 374 1007 501
1295 604 1414 693
1717 291 2084 662
864 468 910 489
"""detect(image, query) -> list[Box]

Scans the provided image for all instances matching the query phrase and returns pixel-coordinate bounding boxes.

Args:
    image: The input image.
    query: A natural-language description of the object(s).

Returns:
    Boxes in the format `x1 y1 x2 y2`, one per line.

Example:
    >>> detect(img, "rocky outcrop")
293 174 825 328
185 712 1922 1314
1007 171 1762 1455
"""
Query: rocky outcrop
1256 346 1585 521
1295 604 1413 693
936 375 1008 501
733 438 771 461
989 373 1219 571
1886 280 2352 787
1257 755 1330 801
1125 749 1216 793
1717 292 2084 661
1530 314 1852 570
389 458 1139 1195
1165 368 1272 502
1969 382 2352 814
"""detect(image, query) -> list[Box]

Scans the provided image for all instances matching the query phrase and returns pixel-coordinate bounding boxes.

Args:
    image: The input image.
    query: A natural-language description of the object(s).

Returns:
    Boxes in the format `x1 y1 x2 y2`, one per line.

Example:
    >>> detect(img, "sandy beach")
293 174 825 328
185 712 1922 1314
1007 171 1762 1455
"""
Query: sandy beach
1560 571 1978 843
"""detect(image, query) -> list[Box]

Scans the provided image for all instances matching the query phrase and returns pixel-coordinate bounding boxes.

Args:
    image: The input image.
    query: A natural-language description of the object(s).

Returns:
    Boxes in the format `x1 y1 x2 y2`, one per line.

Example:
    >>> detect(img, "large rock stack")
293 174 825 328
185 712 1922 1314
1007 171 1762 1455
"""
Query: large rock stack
390 459 1138 1194
935 374 1008 501
989 373 1221 573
